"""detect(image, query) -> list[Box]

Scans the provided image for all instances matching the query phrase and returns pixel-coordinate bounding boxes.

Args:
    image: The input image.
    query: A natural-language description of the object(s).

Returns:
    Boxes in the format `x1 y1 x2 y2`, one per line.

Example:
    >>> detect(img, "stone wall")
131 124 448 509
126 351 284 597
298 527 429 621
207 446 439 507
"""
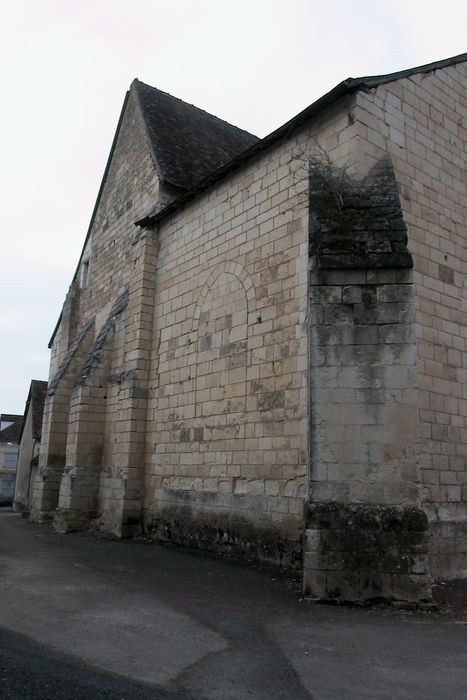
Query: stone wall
144 158 308 566
32 85 164 529
143 100 358 568
304 503 431 603
349 63 467 578
37 90 363 563
49 86 163 379
304 157 431 602
32 62 465 591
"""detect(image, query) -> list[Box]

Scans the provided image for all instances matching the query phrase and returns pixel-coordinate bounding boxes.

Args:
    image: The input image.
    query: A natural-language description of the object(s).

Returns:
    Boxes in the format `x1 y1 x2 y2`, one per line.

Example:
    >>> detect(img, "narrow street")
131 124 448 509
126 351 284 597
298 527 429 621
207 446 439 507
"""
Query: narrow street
1 509 466 699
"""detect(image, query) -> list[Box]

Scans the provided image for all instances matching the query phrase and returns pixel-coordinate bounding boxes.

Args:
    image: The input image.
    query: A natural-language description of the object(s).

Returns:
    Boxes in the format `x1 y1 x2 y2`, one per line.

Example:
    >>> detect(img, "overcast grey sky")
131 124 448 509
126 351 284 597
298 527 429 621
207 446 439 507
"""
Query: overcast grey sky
0 0 465 413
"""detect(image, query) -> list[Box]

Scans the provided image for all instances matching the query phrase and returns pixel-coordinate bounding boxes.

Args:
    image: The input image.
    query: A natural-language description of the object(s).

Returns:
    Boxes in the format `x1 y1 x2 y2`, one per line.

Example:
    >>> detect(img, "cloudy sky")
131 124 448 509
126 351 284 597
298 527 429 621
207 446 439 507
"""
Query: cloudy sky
0 0 465 413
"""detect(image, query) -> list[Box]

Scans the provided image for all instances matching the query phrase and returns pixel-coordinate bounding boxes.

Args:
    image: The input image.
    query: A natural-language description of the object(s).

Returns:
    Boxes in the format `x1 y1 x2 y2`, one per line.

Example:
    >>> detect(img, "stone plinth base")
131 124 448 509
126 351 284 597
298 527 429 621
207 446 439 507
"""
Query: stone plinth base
145 503 302 570
303 502 432 604
53 508 97 533
29 509 55 524
96 510 142 539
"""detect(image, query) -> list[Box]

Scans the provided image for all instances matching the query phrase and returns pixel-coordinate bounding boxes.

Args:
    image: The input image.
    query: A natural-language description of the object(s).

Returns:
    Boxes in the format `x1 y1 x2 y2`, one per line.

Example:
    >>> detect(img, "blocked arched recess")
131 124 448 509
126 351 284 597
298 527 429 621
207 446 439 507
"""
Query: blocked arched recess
192 261 256 331
191 261 256 456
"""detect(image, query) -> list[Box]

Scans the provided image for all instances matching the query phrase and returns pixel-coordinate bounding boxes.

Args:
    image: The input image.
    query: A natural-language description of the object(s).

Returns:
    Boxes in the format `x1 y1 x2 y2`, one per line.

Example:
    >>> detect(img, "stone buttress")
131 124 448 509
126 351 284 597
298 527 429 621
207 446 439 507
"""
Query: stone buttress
31 228 158 537
304 157 432 603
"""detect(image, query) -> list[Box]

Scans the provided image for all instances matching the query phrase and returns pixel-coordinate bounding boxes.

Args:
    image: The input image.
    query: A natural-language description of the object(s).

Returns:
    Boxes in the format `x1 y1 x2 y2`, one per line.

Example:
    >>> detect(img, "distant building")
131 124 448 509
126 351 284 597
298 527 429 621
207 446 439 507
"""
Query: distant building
30 53 466 603
0 414 22 431
0 416 23 505
14 380 48 514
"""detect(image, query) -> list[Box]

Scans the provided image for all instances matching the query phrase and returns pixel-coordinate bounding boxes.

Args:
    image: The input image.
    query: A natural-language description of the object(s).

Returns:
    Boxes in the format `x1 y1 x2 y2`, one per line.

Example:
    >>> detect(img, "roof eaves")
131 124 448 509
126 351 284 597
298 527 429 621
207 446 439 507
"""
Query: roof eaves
350 51 467 89
48 312 62 349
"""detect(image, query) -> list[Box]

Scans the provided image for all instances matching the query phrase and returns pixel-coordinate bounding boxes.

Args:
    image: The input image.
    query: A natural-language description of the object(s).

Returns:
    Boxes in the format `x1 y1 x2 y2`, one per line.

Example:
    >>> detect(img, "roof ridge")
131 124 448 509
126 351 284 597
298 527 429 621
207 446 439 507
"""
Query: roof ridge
346 51 467 89
131 79 167 187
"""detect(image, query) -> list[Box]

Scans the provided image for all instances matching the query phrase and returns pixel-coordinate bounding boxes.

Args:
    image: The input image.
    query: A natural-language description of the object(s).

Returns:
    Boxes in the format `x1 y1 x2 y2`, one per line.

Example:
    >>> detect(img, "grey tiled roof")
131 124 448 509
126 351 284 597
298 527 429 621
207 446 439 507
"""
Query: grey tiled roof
134 80 259 191
1 413 22 424
0 419 23 444
137 51 467 228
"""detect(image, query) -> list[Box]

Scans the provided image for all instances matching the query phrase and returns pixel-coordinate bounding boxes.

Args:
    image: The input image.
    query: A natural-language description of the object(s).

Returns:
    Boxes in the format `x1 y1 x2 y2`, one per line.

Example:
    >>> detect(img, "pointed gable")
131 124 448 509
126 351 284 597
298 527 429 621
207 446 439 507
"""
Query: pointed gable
134 80 259 191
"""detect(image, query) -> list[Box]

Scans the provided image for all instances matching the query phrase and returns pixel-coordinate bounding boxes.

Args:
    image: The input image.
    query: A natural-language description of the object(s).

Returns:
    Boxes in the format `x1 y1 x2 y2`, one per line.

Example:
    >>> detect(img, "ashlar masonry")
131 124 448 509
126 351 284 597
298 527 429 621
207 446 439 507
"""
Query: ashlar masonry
30 53 467 603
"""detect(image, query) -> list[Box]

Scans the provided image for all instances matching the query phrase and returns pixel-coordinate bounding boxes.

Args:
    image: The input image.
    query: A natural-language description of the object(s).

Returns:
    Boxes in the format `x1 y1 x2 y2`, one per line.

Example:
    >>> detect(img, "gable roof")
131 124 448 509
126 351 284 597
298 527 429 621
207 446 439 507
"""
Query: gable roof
136 51 467 228
0 418 23 444
134 80 259 192
48 81 258 349
49 51 466 348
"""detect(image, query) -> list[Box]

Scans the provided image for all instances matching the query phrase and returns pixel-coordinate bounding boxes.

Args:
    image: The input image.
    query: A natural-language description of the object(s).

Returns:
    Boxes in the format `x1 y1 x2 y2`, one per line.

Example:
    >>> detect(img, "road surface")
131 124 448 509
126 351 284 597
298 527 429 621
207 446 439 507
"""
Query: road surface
1 509 466 699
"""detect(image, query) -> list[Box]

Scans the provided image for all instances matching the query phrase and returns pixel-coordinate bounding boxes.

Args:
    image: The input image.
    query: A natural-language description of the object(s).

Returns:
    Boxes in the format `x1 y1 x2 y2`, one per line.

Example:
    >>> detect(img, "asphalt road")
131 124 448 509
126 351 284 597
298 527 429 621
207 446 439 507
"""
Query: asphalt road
1 509 466 699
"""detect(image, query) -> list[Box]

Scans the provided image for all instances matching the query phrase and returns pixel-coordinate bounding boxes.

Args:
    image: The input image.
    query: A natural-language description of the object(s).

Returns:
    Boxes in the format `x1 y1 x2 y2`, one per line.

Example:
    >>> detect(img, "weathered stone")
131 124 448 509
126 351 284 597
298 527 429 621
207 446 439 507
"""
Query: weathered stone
145 503 302 570
27 56 466 601
303 503 431 603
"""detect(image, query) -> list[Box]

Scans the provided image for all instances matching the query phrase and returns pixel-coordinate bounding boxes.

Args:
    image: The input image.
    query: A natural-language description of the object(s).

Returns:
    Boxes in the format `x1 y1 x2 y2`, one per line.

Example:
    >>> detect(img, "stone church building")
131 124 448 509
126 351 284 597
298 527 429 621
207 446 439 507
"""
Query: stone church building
30 53 466 603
